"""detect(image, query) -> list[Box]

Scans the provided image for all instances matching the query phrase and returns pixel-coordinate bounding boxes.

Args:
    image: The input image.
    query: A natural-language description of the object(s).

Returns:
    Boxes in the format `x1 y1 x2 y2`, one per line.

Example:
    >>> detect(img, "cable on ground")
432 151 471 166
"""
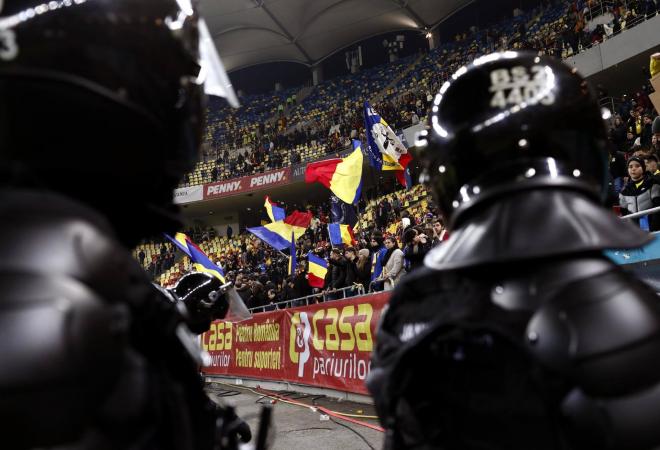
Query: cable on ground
209 381 384 432
329 416 376 450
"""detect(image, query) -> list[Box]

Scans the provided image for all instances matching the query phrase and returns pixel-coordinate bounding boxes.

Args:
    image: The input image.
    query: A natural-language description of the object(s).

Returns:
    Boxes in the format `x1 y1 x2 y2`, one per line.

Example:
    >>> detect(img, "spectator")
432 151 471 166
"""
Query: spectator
619 156 660 231
226 224 233 240
375 201 389 230
235 273 251 303
653 117 660 152
293 265 312 304
646 154 660 178
138 249 146 266
380 236 404 291
403 228 432 273
325 248 348 299
431 218 448 245
609 115 627 149
369 231 387 291
610 149 628 194
355 248 372 290
343 246 359 293
282 277 297 303
641 114 655 147
247 280 266 310
264 289 279 311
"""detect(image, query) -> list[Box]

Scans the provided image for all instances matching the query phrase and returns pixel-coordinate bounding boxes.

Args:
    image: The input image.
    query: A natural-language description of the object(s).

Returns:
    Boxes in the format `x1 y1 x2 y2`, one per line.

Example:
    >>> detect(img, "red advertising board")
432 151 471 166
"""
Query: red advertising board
204 168 291 200
201 292 390 394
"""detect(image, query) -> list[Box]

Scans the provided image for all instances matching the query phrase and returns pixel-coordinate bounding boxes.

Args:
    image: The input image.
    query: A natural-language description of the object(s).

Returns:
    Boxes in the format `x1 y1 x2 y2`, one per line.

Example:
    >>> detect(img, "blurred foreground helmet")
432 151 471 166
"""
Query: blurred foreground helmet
419 51 608 227
0 0 226 243
173 272 229 333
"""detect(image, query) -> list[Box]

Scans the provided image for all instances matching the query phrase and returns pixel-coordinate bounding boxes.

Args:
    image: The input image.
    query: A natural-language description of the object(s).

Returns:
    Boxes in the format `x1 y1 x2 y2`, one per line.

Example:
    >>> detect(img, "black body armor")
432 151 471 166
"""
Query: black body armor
368 190 660 450
0 190 218 449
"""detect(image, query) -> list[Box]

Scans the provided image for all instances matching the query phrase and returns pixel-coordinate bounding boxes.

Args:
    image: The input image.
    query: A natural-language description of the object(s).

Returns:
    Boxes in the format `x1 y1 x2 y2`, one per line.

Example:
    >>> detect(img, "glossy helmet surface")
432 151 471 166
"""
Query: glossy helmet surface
0 0 205 242
420 51 608 228
173 272 229 332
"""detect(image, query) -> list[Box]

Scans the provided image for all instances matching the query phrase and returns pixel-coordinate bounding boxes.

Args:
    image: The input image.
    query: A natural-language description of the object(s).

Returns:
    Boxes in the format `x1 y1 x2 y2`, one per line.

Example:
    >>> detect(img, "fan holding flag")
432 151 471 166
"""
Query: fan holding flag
364 101 413 188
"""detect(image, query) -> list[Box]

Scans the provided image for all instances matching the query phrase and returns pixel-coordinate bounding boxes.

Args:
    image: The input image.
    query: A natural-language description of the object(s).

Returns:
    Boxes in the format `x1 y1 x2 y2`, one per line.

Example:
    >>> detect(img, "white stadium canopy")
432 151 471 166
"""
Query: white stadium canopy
201 0 475 72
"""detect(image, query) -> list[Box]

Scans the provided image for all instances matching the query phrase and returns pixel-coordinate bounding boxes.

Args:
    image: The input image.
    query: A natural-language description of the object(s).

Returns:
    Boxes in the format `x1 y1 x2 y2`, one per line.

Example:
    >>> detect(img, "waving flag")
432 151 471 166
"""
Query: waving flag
328 224 356 247
288 232 297 276
165 232 193 258
248 210 313 251
305 140 363 204
364 101 412 187
307 254 328 288
187 240 226 284
165 232 225 283
264 196 286 223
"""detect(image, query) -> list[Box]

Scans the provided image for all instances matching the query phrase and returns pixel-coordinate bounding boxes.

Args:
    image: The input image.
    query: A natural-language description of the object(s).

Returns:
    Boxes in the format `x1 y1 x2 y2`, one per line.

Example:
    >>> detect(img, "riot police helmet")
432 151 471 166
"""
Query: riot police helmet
419 51 609 228
0 0 213 244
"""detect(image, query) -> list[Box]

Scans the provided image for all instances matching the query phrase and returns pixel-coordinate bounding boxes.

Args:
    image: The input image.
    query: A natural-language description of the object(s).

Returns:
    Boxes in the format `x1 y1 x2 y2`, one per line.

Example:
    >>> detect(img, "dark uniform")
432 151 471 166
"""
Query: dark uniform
0 1 250 448
368 53 660 449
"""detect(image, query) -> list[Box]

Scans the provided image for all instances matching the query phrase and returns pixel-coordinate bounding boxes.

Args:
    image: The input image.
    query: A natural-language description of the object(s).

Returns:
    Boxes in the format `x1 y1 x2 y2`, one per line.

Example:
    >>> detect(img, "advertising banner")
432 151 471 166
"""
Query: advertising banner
291 163 307 182
173 185 204 204
204 167 291 200
201 292 390 394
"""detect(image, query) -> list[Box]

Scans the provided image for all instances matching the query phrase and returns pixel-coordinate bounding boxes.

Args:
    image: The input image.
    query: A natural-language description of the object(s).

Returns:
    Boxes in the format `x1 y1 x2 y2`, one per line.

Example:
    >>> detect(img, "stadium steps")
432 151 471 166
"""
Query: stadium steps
263 85 316 134
370 52 426 104
280 85 316 134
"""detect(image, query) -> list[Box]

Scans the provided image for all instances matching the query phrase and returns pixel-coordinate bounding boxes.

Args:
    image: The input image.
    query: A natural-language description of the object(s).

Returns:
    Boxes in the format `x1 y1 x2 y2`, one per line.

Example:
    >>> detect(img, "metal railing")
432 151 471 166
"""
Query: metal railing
573 6 654 55
248 284 366 313
620 205 660 221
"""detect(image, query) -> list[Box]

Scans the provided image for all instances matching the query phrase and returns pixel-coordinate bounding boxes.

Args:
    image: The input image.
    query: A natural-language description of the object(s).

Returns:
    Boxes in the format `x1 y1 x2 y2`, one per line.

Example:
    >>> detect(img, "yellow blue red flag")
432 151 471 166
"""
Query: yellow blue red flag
165 232 225 283
248 210 312 251
328 223 355 246
305 140 363 204
264 196 286 222
165 232 193 258
307 253 328 288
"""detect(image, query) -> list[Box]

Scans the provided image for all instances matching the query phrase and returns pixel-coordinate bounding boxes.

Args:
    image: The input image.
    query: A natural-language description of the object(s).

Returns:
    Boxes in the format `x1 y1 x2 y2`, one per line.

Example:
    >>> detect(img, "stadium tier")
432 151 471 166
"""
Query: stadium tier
179 0 658 190
139 0 659 312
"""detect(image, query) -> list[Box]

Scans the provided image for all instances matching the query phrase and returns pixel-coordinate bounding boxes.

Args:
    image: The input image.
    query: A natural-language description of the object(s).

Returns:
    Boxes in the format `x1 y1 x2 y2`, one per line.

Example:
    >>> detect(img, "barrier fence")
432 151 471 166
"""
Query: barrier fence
248 285 366 313
201 292 390 395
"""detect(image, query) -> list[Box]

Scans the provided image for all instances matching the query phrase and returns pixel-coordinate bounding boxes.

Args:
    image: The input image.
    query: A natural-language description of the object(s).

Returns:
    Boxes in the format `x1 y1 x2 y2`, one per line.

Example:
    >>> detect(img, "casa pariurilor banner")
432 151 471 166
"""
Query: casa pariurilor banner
201 293 390 394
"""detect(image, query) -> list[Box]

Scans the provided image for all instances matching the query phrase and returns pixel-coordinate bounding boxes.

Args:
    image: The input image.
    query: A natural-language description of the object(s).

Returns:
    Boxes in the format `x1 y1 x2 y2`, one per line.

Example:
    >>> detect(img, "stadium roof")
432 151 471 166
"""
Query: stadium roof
201 0 474 72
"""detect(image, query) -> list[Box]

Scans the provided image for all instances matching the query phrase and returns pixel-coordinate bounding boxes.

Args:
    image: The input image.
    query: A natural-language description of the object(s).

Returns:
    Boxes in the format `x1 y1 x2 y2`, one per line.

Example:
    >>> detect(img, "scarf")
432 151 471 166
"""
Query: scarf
382 246 398 267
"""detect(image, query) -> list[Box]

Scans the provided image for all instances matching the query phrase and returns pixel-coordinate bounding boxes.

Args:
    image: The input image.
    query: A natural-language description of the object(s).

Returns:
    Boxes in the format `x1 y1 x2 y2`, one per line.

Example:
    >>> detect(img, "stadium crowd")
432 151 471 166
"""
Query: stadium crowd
180 0 659 188
135 0 659 311
134 184 452 310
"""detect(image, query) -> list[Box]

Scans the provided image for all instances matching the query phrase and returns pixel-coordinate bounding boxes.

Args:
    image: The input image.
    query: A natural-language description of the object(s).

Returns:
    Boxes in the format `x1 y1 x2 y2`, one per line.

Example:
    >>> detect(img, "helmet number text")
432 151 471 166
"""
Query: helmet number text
489 65 555 109
0 30 18 61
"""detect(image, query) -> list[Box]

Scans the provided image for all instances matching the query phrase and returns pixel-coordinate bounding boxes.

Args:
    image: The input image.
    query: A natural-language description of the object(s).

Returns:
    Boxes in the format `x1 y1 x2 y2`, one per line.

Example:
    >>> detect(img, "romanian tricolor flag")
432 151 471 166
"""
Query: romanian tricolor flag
364 101 412 188
264 196 286 223
165 232 226 283
165 232 193 258
288 232 297 276
248 210 313 251
328 223 355 247
305 140 363 204
307 253 328 288
187 240 226 284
